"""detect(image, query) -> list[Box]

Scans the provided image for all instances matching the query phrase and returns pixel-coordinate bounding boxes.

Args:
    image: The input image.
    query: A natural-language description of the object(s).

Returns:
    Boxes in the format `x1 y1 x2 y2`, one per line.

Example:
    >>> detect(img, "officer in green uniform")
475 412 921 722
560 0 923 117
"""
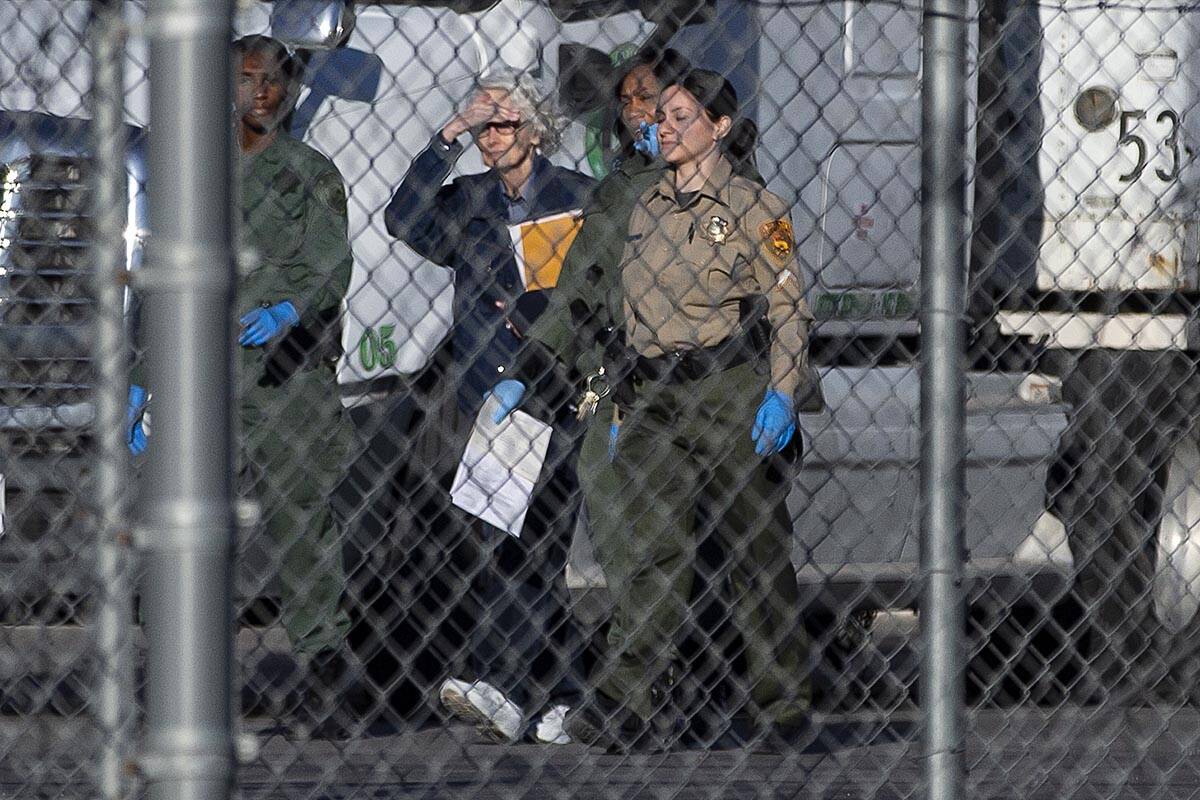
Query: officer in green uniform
127 35 354 734
233 35 354 731
527 47 690 468
510 70 814 751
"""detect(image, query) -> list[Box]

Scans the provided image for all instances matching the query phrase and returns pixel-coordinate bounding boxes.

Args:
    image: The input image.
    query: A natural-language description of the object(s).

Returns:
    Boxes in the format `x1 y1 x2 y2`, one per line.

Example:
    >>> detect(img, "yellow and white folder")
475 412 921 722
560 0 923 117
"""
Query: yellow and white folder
507 209 584 291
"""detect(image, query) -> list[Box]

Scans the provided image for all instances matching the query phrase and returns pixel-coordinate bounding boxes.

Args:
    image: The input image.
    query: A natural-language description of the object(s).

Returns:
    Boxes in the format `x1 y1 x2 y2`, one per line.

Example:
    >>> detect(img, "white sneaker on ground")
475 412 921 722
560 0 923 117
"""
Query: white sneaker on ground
439 678 524 743
534 704 572 745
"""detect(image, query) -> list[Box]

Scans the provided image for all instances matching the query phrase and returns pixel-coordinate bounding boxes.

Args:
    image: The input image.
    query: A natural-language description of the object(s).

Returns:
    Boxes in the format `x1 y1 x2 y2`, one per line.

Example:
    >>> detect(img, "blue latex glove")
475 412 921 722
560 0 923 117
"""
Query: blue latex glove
751 389 796 456
127 384 149 455
634 121 660 157
489 379 527 424
607 423 620 462
238 301 300 347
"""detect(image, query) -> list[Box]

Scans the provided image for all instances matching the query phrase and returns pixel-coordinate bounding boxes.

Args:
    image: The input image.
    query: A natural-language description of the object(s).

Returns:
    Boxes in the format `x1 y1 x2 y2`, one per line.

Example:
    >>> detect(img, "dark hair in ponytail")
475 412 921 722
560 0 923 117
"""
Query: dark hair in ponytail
724 118 763 185
669 69 763 184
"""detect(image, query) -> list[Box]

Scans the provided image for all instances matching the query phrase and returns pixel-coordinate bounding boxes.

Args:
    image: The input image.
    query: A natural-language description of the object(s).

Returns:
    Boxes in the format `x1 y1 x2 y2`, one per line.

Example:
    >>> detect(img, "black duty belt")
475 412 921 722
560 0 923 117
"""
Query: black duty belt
632 334 761 386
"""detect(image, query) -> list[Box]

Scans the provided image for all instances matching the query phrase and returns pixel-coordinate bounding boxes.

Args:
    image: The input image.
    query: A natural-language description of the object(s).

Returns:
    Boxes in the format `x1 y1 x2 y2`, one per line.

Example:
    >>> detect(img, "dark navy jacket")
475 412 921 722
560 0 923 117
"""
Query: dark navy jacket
385 134 594 412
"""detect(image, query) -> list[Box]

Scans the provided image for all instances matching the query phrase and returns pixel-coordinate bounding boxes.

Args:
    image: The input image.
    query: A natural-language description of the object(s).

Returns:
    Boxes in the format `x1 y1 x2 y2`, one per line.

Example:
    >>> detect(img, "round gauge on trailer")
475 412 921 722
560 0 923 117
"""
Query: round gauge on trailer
1074 86 1119 132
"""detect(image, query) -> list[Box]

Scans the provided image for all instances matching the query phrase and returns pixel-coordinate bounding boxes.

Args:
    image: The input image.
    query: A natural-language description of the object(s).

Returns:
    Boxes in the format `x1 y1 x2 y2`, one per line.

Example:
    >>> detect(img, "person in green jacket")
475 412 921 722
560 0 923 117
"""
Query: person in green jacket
516 45 704 732
524 47 690 462
128 34 355 736
233 34 354 737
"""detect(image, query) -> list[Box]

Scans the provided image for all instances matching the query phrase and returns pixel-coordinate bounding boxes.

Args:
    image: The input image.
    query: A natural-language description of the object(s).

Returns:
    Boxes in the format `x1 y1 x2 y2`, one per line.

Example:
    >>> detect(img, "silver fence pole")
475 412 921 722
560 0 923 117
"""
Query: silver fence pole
140 1 237 800
89 2 133 798
920 0 969 793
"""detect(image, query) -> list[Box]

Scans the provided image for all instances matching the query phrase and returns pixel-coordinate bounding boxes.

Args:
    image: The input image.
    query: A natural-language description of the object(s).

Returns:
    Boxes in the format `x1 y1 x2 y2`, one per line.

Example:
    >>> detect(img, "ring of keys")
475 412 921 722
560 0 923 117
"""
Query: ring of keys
576 368 613 420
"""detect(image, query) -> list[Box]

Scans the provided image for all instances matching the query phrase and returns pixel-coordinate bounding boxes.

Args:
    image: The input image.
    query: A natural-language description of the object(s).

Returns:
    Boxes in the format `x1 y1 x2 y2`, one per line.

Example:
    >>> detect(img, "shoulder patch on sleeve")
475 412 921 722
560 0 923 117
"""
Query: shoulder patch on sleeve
314 171 348 216
758 217 795 264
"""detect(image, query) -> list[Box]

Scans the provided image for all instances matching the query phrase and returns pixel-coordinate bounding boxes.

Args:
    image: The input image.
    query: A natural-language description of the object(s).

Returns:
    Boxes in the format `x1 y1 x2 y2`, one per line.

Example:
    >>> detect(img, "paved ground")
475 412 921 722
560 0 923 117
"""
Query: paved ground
5 707 1200 799
5 624 1200 798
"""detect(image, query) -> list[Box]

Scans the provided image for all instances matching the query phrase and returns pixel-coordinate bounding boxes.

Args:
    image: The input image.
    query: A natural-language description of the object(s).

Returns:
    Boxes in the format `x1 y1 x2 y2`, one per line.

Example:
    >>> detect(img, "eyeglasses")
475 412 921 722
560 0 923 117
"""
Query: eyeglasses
471 120 525 137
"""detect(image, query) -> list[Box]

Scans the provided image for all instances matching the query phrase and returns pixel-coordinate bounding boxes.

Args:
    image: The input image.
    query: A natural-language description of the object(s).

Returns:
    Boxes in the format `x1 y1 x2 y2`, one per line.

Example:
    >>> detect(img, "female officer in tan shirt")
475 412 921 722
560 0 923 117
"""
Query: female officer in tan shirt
496 69 815 751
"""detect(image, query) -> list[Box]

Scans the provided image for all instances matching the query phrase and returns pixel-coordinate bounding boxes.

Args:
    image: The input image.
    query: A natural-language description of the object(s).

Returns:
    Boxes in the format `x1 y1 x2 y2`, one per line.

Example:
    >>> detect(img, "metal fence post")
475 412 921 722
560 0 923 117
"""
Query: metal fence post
89 2 133 798
141 1 236 800
921 0 969 794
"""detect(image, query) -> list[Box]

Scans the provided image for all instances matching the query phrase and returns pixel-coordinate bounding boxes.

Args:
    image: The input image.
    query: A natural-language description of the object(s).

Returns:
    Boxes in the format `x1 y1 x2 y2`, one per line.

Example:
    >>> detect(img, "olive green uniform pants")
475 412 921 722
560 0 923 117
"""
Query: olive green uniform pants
576 362 810 725
241 370 351 658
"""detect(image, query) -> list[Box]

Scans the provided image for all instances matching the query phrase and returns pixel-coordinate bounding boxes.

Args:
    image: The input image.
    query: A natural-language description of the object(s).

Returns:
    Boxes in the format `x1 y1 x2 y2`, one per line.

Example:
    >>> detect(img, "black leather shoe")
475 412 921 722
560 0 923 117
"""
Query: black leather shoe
564 693 659 754
722 714 815 753
289 648 357 741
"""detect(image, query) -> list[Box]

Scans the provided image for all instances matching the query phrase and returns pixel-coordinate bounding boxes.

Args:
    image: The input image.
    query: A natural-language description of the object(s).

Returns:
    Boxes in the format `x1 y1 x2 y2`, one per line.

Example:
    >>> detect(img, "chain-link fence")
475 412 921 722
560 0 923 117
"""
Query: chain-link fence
7 0 1200 797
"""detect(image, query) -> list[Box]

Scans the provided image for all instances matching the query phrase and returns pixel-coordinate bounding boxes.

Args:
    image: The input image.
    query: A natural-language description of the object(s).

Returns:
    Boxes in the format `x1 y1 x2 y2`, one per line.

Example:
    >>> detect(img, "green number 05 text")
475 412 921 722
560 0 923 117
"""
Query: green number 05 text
358 324 397 371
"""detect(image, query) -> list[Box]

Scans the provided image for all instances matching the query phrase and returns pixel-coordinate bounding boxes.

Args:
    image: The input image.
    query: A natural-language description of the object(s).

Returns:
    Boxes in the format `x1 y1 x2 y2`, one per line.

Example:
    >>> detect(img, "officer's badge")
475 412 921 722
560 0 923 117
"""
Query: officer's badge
703 215 730 245
759 218 795 264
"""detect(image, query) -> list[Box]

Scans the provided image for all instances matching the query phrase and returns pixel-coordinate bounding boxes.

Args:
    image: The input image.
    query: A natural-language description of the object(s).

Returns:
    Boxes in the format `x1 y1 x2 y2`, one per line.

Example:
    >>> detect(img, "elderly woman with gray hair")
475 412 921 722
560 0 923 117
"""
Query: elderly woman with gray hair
385 70 594 744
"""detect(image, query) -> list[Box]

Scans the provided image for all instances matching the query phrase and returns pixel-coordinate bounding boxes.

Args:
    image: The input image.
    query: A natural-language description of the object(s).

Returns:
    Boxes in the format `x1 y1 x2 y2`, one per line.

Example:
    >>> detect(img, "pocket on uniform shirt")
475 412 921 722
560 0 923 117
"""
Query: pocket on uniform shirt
701 249 748 304
248 188 305 261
